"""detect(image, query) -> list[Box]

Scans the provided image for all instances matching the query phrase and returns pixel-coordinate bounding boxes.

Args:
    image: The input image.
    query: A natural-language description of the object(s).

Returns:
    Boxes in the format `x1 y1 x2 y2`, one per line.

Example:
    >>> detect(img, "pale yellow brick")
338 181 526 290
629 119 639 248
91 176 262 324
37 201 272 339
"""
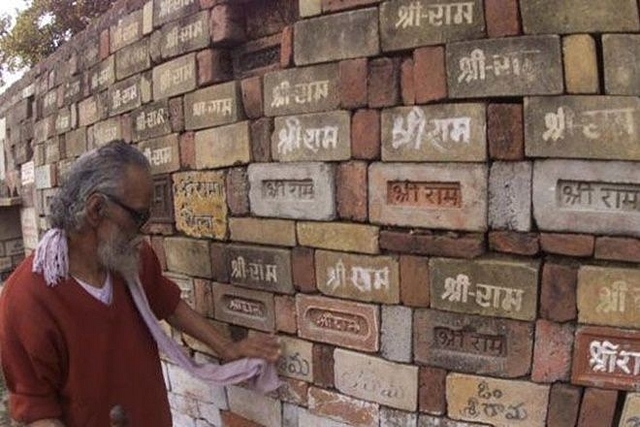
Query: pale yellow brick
299 0 321 17
563 34 598 94
229 217 296 247
296 221 379 254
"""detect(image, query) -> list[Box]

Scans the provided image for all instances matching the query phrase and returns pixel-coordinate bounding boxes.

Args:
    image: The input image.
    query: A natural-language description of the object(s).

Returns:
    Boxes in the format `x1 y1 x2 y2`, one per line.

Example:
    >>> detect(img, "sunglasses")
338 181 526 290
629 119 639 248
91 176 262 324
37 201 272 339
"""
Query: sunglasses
101 193 150 229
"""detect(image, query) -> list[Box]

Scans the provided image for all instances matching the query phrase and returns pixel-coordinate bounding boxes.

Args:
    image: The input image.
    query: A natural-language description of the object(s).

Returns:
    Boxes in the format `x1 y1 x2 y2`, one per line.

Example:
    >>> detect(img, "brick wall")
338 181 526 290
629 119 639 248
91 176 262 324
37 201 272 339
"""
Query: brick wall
0 0 639 425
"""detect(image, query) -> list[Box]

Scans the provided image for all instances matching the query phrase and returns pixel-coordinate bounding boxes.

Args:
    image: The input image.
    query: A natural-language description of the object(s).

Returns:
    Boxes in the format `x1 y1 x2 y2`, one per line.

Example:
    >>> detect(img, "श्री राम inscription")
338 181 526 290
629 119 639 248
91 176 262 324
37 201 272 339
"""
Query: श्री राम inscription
152 54 196 100
558 180 640 213
153 0 199 27
172 171 227 239
184 81 243 130
386 181 462 208
227 244 294 294
159 11 209 59
212 283 275 332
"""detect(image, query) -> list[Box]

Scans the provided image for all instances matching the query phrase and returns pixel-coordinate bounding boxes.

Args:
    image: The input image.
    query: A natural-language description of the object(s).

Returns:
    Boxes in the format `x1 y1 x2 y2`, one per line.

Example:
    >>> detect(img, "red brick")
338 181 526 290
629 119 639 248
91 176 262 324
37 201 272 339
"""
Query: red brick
546 383 582 427
539 263 577 322
292 246 316 293
540 233 594 257
179 131 195 169
489 231 539 255
275 377 308 406
485 0 520 38
531 320 574 383
594 236 640 263
210 242 229 283
322 0 380 12
336 161 367 222
418 366 446 415
220 410 262 427
413 46 446 104
308 386 379 426
380 230 485 259
577 388 618 427
312 344 335 388
196 48 232 86
368 57 400 108
399 255 429 307
244 0 298 40
274 295 297 334
339 58 368 109
210 4 246 46
487 103 523 160
194 278 214 318
250 118 273 162
169 97 184 132
280 25 293 68
400 58 415 105
240 76 263 119
100 29 110 59
351 109 380 160
225 167 249 215
150 235 167 270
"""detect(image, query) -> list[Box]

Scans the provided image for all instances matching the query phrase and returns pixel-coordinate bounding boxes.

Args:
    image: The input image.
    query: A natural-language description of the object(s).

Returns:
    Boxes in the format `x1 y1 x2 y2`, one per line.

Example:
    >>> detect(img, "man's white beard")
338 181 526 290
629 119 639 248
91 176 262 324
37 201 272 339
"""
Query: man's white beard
97 227 144 280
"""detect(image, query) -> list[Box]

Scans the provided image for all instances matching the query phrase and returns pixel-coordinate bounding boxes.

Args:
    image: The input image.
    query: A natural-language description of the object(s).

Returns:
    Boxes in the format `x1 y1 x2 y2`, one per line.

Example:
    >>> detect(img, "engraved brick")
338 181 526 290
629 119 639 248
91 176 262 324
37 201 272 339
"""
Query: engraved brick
540 262 577 322
109 74 143 116
539 232 594 257
594 236 640 263
380 230 485 259
153 0 199 27
576 388 618 427
184 81 243 130
277 336 313 382
369 163 488 231
196 48 233 86
240 76 263 119
158 11 209 59
232 34 281 80
110 10 143 53
447 36 562 98
228 217 296 247
351 109 380 160
419 367 446 415
116 38 150 80
430 258 539 321
379 0 485 52
368 57 399 108
563 34 598 94
308 386 380 427
248 162 335 221
415 309 533 377
132 100 172 142
272 111 350 161
520 0 639 34
488 161 532 232
194 121 251 169
297 221 379 254
250 118 273 162
336 161 367 222
531 319 573 383
172 171 227 239
212 283 275 332
138 134 180 175
334 348 418 410
620 393 640 427
227 244 294 294
89 56 116 94
381 104 486 162
227 386 281 427
533 160 640 236
447 374 549 426
488 103 523 160
264 63 339 117
297 294 379 352
485 0 520 37
274 295 297 334
164 237 211 278
292 246 316 293
381 305 412 362
339 58 368 109
488 231 539 256
152 53 197 100
603 34 640 95
413 46 447 104
546 383 581 427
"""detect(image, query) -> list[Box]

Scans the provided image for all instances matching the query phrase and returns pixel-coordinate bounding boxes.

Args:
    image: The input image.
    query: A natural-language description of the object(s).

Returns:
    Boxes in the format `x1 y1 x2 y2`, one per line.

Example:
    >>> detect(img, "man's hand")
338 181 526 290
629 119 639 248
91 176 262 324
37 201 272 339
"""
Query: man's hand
222 334 281 363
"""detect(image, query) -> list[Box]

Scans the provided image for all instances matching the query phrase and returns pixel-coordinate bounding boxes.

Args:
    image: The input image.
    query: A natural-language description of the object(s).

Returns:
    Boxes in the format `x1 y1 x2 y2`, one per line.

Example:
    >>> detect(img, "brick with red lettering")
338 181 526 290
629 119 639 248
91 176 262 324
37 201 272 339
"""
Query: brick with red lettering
489 231 539 255
540 232 594 257
339 58 367 109
351 109 380 160
539 263 577 322
368 57 399 108
336 161 367 222
414 46 446 104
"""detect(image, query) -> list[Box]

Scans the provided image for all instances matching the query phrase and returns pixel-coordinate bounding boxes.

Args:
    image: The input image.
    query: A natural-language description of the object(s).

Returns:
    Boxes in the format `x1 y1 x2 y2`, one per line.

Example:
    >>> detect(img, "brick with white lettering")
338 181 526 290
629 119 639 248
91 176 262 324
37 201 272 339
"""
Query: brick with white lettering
109 74 142 116
152 53 197 100
158 10 209 59
116 38 150 80
132 100 172 142
138 134 179 175
184 81 244 130
110 10 143 53
153 0 200 27
227 244 294 294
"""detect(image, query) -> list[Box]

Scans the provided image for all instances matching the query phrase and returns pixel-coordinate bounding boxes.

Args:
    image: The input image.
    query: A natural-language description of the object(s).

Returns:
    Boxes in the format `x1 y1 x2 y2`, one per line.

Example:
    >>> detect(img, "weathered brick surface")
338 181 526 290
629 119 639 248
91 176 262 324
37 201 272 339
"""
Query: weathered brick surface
539 262 577 322
308 386 380 427
249 117 273 162
620 393 640 427
164 237 211 278
562 34 598 94
380 230 485 259
400 255 429 307
292 246 316 293
594 236 640 263
336 161 367 222
576 388 618 427
240 76 263 119
172 171 227 239
381 305 412 362
339 58 368 109
539 233 594 257
194 121 251 169
488 161 532 231
413 46 447 104
196 48 232 86
485 0 520 37
351 109 380 160
531 319 574 382
184 81 243 130
602 34 640 95
210 4 246 46
312 343 335 388
297 221 379 254
400 58 415 106
274 295 297 334
418 366 446 415
228 217 296 247
227 386 281 427
546 383 581 427
225 167 249 216
368 57 399 108
488 231 539 255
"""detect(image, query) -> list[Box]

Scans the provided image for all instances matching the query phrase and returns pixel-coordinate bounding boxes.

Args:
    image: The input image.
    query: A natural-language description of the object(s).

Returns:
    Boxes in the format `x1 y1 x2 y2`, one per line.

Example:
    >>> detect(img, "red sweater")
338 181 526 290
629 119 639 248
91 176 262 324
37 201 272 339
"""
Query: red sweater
0 243 181 426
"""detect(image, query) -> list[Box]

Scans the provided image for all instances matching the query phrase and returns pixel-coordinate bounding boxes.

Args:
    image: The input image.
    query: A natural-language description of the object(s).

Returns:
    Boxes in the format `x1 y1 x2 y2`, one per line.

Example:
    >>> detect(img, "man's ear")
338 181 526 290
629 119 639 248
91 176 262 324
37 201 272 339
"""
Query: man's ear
85 193 106 227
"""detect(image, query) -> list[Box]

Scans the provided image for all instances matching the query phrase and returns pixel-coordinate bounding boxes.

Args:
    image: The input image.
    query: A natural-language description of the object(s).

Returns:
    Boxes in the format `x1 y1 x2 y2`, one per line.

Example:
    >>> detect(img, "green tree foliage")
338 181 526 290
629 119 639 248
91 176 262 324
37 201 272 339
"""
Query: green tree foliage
0 0 116 85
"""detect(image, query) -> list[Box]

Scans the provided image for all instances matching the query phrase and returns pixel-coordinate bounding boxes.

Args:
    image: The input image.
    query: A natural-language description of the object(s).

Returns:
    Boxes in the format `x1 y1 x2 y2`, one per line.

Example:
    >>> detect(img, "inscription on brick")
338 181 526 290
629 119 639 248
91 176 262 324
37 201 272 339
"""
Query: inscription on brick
173 171 227 239
264 64 339 116
150 174 174 223
277 336 313 382
334 348 418 411
227 244 294 294
380 0 485 52
446 36 563 98
109 75 142 116
572 326 640 391
185 81 243 130
272 111 351 162
447 374 549 427
138 134 179 175
92 118 122 147
153 0 199 27
110 10 143 52
212 283 275 332
524 96 640 160
430 258 539 321
382 104 486 161
62 77 83 105
132 100 171 141
42 90 57 117
79 96 105 127
577 266 640 329
232 34 281 79
152 53 196 100
248 162 336 220
89 56 115 94
369 162 487 231
194 121 251 169
414 309 533 377
315 250 399 304
297 294 379 352
116 38 150 80
55 108 72 135
159 11 209 58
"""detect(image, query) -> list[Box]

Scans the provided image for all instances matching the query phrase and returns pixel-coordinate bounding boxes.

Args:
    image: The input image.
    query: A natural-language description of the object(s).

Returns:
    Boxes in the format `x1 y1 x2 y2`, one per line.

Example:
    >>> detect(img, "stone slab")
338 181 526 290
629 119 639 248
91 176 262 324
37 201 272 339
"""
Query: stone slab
524 96 640 160
297 294 379 352
430 257 540 321
334 348 418 411
248 162 335 220
414 309 534 377
315 250 399 303
153 0 200 27
152 53 197 100
89 56 116 94
109 74 142 116
369 162 487 231
446 374 549 427
297 222 380 254
227 244 294 294
194 121 251 169
264 63 339 116
488 161 532 232
116 37 150 80
294 8 379 66
272 111 351 162
172 171 227 239
277 336 313 382
572 325 640 391
520 0 640 34
212 283 275 332
184 81 244 130
577 265 640 328
446 35 562 98
603 34 640 95
228 218 296 247
158 10 209 59
138 134 180 175
132 100 172 142
164 237 211 278
380 0 485 52
92 118 122 148
620 393 640 427
532 159 640 237
110 10 143 53
381 104 486 161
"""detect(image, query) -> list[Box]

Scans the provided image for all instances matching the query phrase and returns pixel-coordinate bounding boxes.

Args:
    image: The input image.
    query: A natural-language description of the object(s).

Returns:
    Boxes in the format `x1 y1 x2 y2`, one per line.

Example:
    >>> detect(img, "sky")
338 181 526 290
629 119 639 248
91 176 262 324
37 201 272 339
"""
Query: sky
0 1 29 94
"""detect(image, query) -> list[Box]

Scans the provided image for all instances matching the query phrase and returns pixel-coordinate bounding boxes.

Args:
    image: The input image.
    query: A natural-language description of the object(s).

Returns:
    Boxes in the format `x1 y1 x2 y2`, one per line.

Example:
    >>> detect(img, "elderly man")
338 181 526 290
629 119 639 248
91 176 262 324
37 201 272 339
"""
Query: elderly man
0 141 280 426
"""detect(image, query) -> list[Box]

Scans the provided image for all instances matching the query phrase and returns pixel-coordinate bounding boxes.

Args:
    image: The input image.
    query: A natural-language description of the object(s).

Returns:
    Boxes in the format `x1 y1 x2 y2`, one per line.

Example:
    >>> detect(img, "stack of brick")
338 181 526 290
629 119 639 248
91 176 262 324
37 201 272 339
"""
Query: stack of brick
0 0 639 425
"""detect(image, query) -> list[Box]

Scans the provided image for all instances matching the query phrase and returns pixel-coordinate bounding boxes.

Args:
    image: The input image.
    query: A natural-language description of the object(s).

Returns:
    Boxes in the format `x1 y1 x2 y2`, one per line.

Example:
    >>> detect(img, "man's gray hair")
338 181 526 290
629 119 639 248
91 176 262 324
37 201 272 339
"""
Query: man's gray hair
49 140 150 231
